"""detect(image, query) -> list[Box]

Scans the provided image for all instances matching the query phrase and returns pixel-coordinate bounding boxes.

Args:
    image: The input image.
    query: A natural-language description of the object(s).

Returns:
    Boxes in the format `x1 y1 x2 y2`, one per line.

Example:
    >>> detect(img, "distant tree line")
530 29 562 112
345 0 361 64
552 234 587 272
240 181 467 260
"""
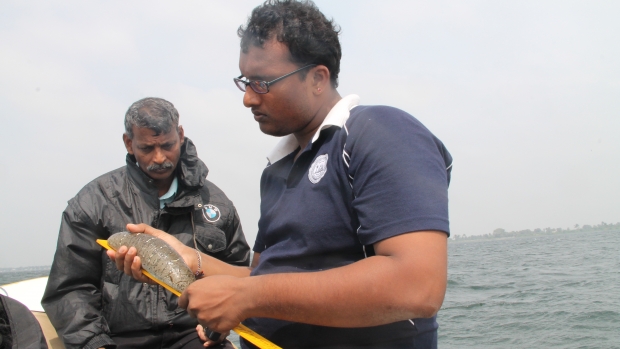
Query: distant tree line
451 221 620 240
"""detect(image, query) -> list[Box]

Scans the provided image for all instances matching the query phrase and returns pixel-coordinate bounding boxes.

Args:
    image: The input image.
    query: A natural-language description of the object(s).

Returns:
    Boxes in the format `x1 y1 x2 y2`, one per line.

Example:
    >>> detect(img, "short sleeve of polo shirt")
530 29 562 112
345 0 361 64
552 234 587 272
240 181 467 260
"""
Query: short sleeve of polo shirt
253 231 266 253
345 105 451 245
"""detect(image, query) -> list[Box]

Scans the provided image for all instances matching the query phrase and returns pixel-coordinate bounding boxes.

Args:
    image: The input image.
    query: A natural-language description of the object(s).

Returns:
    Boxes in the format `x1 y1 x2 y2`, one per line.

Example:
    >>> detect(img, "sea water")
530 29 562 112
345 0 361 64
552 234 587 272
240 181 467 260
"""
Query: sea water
1 229 618 348
440 229 620 348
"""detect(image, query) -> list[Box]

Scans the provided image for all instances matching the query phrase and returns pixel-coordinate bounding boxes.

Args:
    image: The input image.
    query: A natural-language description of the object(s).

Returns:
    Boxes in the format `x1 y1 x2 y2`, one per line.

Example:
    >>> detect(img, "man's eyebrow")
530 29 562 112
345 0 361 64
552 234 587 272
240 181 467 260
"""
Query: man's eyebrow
137 141 161 147
241 73 268 81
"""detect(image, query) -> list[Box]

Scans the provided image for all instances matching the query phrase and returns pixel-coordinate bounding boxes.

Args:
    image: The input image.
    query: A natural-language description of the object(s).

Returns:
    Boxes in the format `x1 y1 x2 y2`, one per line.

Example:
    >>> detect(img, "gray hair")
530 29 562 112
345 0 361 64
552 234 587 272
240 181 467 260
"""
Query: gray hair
124 97 180 139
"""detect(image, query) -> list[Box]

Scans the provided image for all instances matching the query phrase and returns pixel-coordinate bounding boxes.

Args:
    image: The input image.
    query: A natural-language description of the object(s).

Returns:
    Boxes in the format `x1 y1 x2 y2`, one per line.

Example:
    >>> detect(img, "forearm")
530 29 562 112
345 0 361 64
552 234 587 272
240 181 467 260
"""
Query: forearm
241 232 447 327
244 258 440 327
200 252 253 278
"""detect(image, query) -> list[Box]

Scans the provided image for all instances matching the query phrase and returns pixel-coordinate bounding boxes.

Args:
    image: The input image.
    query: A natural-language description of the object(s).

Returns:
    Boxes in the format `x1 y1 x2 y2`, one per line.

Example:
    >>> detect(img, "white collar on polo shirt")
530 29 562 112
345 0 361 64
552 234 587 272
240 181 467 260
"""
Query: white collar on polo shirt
266 94 360 164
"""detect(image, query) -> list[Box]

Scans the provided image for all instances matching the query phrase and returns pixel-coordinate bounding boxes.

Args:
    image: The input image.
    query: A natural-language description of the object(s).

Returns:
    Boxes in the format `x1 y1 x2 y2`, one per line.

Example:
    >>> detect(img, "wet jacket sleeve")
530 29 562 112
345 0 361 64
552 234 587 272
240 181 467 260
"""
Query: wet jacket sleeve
219 205 251 267
41 200 116 349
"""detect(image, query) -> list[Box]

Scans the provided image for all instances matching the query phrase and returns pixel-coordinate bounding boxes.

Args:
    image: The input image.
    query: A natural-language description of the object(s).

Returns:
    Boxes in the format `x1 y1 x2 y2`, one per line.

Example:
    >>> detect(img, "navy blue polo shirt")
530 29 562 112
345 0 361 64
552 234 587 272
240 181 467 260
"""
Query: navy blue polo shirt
243 95 452 349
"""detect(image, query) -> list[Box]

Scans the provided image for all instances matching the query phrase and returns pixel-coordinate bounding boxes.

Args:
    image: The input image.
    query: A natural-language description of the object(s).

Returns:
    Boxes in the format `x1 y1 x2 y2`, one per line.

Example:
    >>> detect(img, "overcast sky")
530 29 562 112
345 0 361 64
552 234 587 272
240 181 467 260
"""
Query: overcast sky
1 0 618 268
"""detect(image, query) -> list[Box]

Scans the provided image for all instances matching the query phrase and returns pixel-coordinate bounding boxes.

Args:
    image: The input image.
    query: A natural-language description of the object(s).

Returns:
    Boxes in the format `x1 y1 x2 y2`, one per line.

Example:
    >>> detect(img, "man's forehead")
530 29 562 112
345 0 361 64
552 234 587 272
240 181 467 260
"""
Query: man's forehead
132 126 177 141
239 40 294 77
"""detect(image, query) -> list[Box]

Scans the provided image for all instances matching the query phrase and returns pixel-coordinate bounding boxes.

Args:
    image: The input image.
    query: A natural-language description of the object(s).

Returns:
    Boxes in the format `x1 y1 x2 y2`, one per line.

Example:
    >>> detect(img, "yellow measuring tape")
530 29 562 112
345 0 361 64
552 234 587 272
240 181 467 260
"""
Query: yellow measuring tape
97 239 282 349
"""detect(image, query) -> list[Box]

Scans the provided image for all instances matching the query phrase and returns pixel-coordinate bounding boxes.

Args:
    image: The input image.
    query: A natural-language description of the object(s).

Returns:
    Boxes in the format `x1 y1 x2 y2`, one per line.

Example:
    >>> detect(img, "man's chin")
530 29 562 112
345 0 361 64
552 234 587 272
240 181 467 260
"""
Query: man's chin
147 170 174 181
258 123 289 137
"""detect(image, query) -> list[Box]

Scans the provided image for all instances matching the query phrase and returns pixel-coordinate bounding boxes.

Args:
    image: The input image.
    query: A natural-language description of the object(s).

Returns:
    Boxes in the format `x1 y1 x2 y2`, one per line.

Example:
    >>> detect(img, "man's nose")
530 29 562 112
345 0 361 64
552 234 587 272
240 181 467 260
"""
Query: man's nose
243 87 260 108
153 148 166 164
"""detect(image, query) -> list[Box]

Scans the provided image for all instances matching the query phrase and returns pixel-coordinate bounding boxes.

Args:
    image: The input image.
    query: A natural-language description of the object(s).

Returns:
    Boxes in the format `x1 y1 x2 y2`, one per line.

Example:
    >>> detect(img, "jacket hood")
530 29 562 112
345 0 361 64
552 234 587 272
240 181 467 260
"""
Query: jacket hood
126 137 209 193
177 137 209 189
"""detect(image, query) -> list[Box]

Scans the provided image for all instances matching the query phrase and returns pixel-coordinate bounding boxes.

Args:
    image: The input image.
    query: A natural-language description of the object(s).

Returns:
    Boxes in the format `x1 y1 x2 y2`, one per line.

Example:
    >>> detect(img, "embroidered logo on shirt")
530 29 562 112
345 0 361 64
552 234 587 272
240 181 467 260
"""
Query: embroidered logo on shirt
202 204 221 223
308 154 329 184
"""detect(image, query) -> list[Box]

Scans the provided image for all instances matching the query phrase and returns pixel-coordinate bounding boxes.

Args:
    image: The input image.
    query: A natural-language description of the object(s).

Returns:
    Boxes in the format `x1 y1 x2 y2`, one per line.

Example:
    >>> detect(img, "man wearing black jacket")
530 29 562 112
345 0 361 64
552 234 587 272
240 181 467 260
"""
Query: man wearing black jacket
42 97 250 349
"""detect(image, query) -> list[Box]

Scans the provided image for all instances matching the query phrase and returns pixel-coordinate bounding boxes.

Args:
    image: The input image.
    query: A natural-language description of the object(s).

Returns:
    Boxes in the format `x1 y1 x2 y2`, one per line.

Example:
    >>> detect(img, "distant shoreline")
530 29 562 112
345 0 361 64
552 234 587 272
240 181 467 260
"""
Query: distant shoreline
0 265 51 272
451 222 619 242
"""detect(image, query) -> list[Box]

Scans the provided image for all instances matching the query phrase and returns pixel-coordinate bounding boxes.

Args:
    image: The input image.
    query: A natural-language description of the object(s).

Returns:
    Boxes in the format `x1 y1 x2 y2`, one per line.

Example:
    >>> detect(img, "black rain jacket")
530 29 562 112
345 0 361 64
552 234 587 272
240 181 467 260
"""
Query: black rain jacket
0 295 48 348
42 138 250 349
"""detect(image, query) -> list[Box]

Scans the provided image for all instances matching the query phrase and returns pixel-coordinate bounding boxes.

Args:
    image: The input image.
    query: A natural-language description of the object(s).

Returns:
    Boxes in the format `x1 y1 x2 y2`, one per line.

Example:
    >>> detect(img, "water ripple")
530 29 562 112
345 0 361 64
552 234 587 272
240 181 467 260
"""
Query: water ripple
441 230 620 348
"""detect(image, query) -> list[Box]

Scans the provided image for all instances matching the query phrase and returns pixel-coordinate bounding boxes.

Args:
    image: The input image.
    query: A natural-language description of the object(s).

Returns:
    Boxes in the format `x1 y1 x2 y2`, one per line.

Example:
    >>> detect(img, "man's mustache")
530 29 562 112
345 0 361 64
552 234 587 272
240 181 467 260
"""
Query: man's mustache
147 162 174 172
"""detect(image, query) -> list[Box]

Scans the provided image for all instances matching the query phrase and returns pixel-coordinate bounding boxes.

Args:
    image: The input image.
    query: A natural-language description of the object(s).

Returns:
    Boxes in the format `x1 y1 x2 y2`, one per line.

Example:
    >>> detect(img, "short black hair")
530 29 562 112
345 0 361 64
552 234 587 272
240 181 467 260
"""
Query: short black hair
124 97 179 139
238 0 342 87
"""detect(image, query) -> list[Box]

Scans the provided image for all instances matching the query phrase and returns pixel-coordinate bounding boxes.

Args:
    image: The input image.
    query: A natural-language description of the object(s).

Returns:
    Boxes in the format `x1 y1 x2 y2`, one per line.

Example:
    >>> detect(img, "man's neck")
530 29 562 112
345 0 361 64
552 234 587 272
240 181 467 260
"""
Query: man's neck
294 92 342 156
154 176 175 197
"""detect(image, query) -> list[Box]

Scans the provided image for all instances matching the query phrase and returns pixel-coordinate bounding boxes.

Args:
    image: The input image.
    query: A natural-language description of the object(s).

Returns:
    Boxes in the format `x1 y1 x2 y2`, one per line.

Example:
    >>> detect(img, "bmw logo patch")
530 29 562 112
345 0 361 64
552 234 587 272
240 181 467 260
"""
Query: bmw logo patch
308 154 328 184
202 204 221 223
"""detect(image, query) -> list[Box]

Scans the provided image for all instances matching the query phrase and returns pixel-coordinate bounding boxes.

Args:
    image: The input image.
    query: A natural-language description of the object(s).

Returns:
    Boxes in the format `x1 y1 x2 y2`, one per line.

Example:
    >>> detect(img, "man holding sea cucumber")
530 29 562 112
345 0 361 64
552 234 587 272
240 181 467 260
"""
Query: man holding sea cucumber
111 1 452 348
43 97 250 349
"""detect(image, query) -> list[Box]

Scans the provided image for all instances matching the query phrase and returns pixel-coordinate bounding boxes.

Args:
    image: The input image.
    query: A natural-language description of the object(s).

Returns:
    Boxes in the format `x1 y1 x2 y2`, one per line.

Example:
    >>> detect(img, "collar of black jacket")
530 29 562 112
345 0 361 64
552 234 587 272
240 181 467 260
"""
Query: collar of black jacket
125 137 209 198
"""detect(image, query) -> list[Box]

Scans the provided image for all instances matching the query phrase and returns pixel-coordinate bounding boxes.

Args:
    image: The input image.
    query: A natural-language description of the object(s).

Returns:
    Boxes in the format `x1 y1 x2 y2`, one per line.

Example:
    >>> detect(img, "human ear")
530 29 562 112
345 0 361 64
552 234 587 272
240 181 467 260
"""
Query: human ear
312 65 330 94
178 125 185 145
123 133 134 155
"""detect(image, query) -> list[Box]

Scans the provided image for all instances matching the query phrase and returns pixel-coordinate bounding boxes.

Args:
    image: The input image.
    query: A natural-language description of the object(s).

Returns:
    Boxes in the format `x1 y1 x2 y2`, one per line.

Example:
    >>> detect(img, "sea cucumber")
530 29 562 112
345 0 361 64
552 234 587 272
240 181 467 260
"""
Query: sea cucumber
107 232 195 292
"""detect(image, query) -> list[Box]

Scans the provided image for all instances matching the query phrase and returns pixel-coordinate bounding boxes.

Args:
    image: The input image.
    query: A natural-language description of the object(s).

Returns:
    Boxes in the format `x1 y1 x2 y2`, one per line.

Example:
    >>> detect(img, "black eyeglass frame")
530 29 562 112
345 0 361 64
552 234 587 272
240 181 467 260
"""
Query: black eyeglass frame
234 64 317 94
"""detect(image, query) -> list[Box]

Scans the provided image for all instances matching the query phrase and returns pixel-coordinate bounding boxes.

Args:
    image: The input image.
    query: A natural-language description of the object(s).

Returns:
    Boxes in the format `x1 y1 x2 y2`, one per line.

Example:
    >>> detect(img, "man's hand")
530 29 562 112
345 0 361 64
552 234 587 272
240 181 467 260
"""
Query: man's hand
106 223 198 280
196 324 231 347
106 244 152 284
179 275 251 333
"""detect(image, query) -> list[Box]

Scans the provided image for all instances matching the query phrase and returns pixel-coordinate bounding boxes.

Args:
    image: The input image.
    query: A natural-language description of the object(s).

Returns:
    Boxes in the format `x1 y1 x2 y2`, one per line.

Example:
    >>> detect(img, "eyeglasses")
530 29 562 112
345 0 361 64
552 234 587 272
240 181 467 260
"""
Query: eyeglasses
234 64 316 94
